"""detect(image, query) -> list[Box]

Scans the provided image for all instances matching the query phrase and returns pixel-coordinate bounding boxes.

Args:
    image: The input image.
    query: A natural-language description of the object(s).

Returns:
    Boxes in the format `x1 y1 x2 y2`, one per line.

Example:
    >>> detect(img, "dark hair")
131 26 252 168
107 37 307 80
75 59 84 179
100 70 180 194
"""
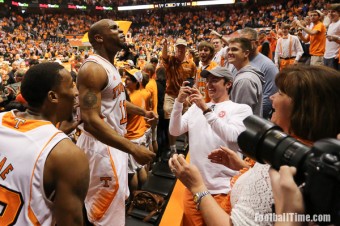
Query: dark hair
126 73 140 90
228 37 252 52
142 71 150 88
150 57 158 64
156 67 166 81
21 62 64 108
275 65 340 141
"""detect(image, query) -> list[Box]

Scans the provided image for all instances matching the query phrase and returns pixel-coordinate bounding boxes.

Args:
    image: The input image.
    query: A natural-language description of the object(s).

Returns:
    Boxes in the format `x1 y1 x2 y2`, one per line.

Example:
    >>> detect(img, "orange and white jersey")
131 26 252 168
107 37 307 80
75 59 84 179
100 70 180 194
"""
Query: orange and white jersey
80 54 127 136
0 110 68 225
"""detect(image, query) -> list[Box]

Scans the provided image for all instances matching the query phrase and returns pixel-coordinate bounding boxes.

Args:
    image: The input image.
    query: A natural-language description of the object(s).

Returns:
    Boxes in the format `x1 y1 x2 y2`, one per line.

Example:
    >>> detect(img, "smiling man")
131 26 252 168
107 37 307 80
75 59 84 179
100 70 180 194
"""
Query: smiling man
169 66 252 226
227 37 264 116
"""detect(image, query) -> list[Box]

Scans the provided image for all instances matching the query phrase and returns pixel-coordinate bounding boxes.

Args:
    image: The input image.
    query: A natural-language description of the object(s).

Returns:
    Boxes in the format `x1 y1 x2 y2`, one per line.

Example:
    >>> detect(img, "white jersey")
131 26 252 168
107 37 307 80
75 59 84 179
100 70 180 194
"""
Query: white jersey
77 54 128 226
0 110 68 225
80 54 127 135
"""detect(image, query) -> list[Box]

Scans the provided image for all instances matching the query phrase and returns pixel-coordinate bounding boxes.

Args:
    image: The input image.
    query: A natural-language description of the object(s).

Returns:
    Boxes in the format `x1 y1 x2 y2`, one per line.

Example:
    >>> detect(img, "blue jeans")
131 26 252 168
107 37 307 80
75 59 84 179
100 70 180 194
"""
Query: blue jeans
324 57 339 70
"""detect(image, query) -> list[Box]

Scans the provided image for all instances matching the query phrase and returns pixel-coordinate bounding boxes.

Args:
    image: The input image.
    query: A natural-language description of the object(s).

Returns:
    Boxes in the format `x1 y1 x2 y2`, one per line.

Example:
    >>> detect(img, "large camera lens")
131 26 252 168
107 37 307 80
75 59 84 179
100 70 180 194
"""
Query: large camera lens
238 115 310 171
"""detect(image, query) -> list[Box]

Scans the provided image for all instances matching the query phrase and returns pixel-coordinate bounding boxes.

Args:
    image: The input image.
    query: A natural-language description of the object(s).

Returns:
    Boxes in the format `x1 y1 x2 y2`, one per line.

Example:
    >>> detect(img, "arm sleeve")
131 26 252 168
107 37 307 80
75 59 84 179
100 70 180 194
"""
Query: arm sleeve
169 99 189 136
294 37 304 61
205 105 252 143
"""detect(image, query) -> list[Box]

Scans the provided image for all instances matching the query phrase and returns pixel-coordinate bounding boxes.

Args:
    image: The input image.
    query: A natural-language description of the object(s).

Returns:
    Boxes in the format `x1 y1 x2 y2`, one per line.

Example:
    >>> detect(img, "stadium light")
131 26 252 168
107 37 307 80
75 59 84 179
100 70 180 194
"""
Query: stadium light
194 0 235 6
118 4 154 11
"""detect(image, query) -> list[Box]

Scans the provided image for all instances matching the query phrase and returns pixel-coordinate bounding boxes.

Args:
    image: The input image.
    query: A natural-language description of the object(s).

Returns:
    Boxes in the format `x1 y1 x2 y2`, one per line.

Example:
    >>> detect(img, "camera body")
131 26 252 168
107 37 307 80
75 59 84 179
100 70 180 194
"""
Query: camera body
238 115 340 225
185 77 195 88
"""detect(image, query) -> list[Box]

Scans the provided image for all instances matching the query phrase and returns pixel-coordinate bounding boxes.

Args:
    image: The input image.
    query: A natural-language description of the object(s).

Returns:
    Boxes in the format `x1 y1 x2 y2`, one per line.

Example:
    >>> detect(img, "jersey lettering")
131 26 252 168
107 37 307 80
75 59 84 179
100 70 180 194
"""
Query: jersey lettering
119 100 127 125
112 83 125 99
0 157 13 180
13 118 25 129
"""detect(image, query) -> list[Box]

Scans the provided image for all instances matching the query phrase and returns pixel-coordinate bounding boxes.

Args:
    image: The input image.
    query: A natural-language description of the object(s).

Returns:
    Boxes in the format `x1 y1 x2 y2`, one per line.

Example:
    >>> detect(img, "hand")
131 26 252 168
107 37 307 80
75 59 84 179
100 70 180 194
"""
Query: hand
269 166 305 215
132 145 156 165
188 87 206 110
208 146 248 171
177 82 192 103
145 111 158 124
169 154 207 194
162 39 168 47
295 20 302 28
59 119 82 135
293 60 298 65
210 29 221 38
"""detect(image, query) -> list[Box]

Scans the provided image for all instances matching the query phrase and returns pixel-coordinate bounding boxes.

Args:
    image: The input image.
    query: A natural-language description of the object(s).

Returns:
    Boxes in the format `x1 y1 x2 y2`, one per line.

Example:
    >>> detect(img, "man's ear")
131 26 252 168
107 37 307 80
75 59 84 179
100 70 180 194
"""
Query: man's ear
47 91 58 104
94 34 103 43
244 50 250 59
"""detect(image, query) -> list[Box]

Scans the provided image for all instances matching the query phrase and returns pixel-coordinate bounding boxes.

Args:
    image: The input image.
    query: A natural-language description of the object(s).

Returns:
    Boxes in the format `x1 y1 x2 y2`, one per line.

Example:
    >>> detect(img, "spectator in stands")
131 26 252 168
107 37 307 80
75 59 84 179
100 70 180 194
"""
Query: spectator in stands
227 37 264 116
210 31 228 67
274 23 304 70
258 30 272 60
296 10 326 66
162 38 196 154
7 61 19 85
195 41 218 103
324 4 340 70
239 28 278 119
169 66 252 226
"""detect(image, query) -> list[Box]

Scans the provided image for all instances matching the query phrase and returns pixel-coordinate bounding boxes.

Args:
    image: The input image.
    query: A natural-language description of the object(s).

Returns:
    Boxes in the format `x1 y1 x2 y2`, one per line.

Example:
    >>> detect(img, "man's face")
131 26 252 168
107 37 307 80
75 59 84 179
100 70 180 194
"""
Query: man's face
199 46 212 64
101 20 125 52
12 62 19 71
175 45 186 61
227 42 249 67
282 27 289 36
55 69 76 122
206 74 230 102
239 33 257 55
212 39 222 52
329 10 339 21
124 74 137 91
310 13 320 23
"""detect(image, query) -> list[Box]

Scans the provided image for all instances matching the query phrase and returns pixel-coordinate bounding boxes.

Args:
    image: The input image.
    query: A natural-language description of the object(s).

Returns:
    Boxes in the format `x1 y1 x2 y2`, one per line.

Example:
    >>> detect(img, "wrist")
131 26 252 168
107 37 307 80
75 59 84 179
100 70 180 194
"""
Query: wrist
203 107 212 115
219 34 223 39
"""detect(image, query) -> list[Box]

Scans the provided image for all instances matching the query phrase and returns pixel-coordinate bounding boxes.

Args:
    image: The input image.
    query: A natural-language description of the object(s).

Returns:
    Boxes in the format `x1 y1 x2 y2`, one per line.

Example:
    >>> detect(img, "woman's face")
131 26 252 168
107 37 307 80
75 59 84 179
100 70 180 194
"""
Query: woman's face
270 90 293 133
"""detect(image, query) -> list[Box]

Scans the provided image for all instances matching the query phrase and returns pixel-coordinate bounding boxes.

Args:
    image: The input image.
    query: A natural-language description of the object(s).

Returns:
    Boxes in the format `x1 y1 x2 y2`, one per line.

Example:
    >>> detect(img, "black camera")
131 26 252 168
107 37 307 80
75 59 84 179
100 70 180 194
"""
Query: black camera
238 115 340 225
185 77 195 88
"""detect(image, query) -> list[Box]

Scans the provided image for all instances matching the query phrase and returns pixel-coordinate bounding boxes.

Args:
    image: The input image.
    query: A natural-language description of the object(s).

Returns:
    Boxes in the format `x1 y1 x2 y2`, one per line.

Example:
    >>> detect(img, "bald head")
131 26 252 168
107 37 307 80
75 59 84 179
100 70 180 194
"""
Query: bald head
88 19 111 46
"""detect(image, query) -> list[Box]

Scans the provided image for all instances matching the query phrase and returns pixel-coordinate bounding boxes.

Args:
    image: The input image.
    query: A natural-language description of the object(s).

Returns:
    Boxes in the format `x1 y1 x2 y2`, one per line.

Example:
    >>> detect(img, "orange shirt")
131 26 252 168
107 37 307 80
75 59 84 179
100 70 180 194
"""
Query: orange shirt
163 56 197 98
308 21 326 56
195 61 218 103
125 90 147 140
145 78 158 114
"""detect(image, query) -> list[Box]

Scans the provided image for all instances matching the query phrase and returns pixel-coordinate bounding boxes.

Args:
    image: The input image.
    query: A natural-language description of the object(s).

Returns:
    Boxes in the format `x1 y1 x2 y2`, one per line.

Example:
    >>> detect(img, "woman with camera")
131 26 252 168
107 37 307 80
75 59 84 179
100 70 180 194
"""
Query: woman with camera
169 65 340 226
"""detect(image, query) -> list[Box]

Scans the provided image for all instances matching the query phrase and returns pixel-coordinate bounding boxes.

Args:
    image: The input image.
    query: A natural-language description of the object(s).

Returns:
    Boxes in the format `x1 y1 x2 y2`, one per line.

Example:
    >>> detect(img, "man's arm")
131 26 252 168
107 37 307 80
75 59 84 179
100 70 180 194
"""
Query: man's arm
126 100 157 122
162 39 169 61
295 20 319 35
210 29 229 45
77 62 155 164
44 139 89 225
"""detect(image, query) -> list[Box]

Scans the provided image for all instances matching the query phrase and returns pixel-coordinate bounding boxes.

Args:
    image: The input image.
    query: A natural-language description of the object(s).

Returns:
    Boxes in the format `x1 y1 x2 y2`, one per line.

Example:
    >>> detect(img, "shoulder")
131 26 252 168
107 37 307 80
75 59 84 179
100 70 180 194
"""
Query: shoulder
77 61 107 89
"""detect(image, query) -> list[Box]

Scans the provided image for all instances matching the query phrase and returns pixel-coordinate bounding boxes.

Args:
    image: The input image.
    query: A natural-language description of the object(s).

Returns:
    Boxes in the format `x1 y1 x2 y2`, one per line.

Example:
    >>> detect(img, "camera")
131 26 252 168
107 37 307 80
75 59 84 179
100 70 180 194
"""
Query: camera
238 115 340 225
185 77 195 88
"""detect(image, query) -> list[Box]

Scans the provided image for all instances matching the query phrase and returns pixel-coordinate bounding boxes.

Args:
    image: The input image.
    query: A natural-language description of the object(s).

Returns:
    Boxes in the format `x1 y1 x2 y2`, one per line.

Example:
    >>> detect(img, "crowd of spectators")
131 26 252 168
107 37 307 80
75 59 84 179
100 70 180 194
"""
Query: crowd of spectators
0 0 337 110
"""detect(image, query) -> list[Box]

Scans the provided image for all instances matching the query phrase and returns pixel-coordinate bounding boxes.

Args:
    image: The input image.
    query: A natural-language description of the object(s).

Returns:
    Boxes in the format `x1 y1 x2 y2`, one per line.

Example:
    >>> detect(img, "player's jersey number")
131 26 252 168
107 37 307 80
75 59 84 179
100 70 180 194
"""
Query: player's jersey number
0 185 24 225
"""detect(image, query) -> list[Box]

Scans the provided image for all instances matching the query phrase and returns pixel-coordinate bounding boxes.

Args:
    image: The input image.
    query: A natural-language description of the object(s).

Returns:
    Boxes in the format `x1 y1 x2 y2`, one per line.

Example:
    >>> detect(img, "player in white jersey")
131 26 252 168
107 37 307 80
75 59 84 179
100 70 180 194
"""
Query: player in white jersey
76 19 156 226
0 62 89 225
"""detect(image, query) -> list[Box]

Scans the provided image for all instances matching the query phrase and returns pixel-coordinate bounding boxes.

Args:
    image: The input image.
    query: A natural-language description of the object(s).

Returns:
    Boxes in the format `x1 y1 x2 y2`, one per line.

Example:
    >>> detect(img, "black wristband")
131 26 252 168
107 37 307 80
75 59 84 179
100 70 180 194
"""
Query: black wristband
203 108 212 115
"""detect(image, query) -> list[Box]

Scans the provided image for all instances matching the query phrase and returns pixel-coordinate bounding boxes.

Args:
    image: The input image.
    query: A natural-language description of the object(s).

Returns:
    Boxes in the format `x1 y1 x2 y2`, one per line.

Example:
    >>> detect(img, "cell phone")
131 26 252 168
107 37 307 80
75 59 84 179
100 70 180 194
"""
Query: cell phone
185 77 195 88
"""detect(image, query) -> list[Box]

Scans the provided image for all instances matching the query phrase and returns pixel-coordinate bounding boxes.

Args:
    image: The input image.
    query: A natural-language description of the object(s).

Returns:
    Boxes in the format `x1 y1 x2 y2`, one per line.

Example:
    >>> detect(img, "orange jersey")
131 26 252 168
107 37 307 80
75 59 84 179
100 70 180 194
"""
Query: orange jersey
125 90 147 140
145 78 158 114
195 61 218 103
309 21 326 56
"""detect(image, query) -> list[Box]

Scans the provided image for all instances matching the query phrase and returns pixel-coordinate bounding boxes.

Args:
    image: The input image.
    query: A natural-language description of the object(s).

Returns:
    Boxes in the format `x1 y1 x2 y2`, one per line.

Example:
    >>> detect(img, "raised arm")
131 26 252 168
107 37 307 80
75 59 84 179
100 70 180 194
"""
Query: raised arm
44 139 89 225
77 62 155 164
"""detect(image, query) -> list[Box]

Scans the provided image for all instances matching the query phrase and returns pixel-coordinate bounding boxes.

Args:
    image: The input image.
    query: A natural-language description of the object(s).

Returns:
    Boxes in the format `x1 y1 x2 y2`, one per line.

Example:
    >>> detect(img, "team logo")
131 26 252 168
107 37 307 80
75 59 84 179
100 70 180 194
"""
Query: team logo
218 111 226 118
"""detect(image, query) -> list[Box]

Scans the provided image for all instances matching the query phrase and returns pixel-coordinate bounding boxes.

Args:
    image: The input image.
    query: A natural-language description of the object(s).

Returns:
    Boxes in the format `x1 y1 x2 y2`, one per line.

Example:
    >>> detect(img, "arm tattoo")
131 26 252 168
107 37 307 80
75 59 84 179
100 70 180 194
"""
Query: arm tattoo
83 91 98 108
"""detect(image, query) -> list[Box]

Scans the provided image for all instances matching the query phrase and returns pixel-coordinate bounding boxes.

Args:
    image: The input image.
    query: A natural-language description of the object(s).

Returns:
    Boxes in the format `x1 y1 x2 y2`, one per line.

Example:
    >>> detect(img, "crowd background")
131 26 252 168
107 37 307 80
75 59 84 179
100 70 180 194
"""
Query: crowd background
0 0 338 109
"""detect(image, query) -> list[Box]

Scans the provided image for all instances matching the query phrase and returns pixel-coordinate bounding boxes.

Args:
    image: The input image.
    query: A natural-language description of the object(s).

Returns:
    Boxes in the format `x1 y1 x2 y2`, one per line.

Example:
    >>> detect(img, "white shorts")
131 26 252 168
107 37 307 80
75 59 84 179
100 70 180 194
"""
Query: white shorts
77 132 128 226
128 135 147 174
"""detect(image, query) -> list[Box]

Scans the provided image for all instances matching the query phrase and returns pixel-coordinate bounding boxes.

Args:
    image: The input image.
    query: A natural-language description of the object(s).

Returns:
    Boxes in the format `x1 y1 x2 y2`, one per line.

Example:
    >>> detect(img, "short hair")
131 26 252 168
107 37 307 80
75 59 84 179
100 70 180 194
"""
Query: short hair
328 3 340 12
240 27 258 41
21 62 64 109
150 57 158 64
281 23 291 30
276 65 340 141
228 37 252 52
144 63 155 76
142 71 150 88
14 69 26 81
198 41 215 54
156 67 166 81
126 73 140 90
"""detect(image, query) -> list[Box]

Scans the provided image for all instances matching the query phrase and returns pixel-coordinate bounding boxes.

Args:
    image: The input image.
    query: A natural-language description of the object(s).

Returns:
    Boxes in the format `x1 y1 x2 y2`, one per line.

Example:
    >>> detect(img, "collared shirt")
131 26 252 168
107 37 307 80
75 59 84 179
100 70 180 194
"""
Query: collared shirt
274 34 304 64
163 55 197 97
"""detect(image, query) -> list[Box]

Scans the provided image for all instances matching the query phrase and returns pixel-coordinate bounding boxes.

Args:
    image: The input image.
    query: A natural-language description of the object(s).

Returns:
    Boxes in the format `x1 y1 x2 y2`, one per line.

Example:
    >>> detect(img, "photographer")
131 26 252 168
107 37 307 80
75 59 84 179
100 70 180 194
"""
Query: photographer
169 65 340 226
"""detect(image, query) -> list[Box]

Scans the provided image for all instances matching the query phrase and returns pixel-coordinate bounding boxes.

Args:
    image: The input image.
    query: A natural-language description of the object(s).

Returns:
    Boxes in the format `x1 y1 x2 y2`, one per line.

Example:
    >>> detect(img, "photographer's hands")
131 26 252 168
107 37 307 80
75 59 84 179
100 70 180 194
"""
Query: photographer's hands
269 166 305 226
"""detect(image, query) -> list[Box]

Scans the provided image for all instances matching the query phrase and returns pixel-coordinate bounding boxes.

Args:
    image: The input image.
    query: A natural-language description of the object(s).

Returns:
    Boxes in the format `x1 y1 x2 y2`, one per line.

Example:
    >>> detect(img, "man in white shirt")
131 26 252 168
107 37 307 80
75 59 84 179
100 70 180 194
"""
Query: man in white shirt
274 23 304 70
324 4 340 70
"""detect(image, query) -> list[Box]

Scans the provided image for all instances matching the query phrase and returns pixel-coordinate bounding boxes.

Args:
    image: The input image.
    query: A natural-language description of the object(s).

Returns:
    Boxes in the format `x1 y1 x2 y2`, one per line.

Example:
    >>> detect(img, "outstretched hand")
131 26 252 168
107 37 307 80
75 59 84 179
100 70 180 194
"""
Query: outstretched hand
169 154 207 194
133 145 156 165
208 146 248 171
